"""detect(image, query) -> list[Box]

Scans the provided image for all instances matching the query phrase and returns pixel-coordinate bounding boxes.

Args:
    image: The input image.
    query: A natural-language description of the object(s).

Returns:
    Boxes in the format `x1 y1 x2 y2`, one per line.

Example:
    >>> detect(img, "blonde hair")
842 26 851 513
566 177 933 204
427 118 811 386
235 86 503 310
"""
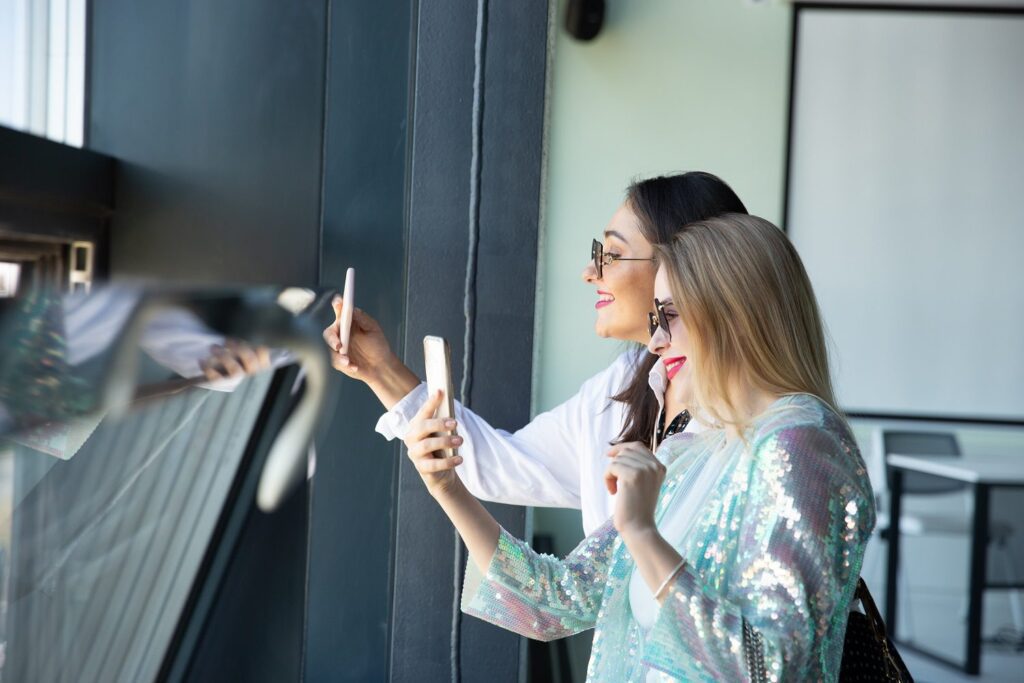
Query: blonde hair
655 214 837 431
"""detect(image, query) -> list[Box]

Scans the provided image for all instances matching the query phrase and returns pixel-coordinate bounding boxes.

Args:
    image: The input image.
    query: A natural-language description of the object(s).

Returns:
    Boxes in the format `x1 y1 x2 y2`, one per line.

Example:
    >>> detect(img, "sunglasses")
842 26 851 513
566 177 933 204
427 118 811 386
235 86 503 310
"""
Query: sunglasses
647 298 672 341
591 239 656 279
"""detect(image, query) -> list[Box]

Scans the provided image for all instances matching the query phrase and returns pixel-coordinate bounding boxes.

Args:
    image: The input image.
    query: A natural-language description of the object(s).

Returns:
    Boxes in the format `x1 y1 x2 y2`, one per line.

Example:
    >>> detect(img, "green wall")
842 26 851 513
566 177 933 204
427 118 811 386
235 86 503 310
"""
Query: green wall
534 0 793 416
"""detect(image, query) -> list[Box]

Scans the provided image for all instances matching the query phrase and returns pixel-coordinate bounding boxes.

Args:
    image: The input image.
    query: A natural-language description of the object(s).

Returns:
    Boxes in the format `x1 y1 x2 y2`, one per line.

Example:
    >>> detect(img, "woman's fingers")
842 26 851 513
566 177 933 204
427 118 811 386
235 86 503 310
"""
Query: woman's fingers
336 354 357 372
607 440 653 458
605 441 658 495
412 454 464 474
352 307 379 333
614 448 661 468
404 391 461 459
409 434 463 459
211 344 243 376
198 357 221 382
323 322 340 351
603 460 641 494
225 340 261 374
406 417 458 445
604 451 664 496
411 389 445 424
604 470 618 495
604 458 635 495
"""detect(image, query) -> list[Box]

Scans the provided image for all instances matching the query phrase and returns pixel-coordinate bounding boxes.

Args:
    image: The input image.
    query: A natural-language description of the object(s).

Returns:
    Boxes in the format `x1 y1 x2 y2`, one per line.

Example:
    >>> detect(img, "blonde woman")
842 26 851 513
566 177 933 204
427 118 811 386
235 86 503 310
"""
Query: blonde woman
405 214 875 681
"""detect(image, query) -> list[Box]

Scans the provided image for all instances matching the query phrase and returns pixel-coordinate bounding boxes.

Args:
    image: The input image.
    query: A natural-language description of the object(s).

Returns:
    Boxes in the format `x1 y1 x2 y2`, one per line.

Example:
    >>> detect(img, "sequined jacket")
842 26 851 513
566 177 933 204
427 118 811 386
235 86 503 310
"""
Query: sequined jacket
461 395 875 682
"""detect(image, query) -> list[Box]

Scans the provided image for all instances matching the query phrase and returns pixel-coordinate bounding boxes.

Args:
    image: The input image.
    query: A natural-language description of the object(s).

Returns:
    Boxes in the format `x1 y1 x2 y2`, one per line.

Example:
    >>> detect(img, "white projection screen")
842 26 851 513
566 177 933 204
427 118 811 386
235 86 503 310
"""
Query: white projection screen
786 6 1024 423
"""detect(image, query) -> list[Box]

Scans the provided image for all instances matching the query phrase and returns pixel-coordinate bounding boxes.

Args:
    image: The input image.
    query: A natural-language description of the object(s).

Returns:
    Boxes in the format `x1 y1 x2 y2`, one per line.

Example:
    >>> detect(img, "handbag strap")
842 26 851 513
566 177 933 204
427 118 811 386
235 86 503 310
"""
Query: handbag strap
855 577 883 622
854 577 906 681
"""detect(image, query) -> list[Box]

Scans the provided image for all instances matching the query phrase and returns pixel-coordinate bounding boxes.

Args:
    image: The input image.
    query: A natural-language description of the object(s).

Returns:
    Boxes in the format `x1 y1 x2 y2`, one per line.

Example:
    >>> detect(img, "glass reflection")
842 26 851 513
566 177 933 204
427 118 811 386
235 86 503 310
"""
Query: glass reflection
0 283 330 682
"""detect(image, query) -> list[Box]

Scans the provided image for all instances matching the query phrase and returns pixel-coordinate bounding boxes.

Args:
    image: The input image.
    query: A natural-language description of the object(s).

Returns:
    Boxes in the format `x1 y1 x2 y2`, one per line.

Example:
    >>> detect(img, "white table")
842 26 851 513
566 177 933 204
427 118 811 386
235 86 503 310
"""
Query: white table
885 453 1024 675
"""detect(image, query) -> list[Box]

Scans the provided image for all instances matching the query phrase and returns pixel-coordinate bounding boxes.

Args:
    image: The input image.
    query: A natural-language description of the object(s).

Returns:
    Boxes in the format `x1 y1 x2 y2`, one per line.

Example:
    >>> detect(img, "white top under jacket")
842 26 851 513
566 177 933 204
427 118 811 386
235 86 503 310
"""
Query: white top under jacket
375 349 702 535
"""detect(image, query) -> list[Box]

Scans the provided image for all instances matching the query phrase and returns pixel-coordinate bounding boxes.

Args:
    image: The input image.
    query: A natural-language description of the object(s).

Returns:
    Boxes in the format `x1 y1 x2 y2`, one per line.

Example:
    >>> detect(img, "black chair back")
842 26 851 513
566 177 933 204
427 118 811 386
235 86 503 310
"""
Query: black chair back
884 430 964 495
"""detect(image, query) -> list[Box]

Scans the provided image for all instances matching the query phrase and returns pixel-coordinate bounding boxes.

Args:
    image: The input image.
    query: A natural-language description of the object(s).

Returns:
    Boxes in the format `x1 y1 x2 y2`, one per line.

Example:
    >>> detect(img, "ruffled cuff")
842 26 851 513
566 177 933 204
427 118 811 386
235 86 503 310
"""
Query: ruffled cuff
461 528 542 632
461 527 596 642
374 382 428 440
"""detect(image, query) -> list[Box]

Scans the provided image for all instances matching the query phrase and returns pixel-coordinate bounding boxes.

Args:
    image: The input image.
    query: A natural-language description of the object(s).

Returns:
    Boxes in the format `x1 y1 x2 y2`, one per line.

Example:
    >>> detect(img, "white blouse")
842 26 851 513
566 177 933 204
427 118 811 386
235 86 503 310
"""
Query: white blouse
376 349 702 535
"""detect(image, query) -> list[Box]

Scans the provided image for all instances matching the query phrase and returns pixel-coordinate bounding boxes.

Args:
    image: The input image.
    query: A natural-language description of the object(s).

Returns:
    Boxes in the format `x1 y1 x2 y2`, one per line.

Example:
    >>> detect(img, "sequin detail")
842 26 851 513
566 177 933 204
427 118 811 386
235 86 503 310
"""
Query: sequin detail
461 395 875 682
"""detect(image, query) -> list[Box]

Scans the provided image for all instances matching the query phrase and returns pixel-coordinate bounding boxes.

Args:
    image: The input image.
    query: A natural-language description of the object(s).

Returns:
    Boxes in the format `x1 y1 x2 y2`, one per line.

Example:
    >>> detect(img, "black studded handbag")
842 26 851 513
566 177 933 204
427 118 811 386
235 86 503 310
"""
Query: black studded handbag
743 577 913 682
838 578 914 682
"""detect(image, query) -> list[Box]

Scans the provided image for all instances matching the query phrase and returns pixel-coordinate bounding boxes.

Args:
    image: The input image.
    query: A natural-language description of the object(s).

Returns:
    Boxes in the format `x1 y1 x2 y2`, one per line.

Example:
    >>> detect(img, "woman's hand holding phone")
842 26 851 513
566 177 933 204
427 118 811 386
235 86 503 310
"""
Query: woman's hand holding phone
323 298 394 381
404 389 464 497
320 274 425 409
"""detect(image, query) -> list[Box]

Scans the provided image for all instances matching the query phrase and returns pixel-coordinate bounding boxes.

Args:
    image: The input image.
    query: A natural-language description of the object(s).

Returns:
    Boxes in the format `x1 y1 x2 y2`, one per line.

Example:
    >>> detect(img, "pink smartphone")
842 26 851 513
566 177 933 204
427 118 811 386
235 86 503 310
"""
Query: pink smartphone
423 335 458 458
338 268 354 352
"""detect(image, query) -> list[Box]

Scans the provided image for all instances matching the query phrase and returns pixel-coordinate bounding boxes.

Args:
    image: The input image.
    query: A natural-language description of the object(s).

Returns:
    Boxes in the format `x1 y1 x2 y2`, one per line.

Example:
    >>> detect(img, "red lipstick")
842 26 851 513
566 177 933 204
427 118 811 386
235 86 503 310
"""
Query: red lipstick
663 356 687 381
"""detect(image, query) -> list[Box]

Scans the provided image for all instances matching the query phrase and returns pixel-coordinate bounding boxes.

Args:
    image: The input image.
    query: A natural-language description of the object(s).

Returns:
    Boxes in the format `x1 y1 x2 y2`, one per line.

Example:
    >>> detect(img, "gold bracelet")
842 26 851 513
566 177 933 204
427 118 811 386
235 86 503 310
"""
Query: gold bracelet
654 559 686 601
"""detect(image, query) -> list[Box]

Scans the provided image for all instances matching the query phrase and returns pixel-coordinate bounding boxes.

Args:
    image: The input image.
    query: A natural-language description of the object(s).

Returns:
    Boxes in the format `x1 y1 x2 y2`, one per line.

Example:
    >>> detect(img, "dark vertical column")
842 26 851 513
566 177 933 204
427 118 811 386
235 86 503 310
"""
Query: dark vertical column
965 483 990 675
885 468 903 637
391 1 550 681
307 0 415 681
459 1 549 679
390 2 478 680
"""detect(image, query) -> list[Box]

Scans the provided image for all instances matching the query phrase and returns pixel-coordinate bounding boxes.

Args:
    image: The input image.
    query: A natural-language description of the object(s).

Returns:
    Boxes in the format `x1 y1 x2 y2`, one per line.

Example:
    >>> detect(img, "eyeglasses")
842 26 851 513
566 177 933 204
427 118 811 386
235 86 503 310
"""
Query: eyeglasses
591 239 656 279
647 298 672 341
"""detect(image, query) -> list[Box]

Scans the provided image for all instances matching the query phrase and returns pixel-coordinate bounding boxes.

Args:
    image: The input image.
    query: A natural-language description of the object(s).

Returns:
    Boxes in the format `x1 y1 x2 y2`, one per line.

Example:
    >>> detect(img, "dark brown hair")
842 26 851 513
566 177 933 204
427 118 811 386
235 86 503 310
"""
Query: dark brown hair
611 172 748 444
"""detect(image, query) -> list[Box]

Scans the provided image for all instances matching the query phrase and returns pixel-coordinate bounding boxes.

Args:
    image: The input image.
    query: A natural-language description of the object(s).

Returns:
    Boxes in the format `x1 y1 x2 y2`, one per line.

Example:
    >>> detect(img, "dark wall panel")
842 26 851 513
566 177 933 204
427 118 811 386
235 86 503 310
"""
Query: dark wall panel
391 1 548 681
307 0 414 680
87 0 327 286
460 2 550 679
391 1 479 680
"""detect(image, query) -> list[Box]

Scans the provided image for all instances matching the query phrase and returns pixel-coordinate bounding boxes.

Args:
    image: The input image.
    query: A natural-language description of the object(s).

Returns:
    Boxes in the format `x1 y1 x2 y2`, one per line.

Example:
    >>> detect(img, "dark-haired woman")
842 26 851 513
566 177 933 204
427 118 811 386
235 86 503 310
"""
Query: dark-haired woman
323 172 747 534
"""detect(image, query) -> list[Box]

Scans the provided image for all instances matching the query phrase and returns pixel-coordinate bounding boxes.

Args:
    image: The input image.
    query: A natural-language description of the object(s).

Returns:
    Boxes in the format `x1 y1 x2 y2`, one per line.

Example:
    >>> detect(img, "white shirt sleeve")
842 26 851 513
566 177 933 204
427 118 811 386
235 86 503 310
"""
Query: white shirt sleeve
374 352 637 510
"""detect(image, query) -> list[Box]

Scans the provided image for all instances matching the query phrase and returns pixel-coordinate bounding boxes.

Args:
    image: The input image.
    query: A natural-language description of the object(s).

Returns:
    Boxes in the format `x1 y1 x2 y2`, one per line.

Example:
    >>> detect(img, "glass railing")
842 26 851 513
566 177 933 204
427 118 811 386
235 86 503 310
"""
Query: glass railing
0 284 332 682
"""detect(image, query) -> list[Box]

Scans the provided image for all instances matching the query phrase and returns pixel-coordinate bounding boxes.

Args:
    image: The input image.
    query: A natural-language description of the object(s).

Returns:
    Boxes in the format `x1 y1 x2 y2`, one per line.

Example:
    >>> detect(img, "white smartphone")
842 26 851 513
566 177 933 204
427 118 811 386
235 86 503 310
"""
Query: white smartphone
423 335 458 459
338 268 355 352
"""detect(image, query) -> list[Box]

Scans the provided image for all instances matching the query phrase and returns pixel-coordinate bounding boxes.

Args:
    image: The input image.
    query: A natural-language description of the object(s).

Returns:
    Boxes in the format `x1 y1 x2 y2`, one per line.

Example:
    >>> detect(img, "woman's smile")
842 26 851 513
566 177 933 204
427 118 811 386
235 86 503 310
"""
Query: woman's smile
581 204 657 343
662 355 687 381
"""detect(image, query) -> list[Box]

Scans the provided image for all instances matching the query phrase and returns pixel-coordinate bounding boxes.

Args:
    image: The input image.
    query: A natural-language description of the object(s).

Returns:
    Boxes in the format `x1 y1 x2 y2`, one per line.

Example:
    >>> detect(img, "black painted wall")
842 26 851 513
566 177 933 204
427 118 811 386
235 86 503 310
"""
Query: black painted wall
306 0 414 680
87 0 327 286
391 1 549 681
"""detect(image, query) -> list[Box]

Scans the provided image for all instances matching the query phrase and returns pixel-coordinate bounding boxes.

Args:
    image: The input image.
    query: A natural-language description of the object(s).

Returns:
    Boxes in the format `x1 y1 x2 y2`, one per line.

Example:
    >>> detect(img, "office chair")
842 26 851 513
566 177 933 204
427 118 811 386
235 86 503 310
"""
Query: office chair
877 430 1021 639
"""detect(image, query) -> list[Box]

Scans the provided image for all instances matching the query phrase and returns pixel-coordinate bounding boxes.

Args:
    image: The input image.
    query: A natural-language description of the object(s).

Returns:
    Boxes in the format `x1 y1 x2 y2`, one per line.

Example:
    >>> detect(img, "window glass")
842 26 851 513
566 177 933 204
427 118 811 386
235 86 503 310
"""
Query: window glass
0 0 87 146
0 374 273 681
0 264 20 298
0 284 327 681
